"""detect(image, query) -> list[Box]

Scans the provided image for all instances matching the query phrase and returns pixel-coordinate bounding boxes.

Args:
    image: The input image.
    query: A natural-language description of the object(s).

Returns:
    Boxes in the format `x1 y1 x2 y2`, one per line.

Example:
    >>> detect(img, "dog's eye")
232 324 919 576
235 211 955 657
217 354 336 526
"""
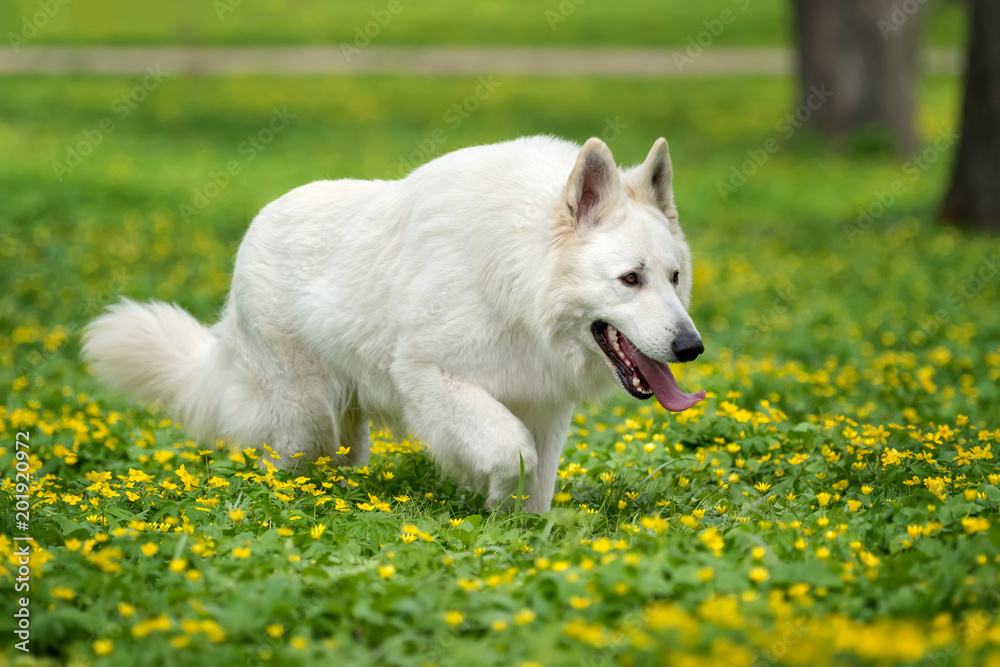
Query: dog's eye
672 271 680 286
620 272 640 287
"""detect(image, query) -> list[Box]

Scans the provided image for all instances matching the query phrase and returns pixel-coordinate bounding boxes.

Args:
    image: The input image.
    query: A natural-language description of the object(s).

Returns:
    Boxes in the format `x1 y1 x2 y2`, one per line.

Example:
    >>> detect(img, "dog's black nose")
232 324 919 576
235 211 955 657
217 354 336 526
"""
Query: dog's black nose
672 334 704 362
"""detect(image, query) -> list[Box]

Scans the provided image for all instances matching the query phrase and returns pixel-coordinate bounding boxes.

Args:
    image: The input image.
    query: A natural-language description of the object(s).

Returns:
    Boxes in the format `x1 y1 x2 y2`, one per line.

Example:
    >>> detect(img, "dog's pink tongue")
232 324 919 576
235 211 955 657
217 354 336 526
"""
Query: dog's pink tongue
633 351 706 412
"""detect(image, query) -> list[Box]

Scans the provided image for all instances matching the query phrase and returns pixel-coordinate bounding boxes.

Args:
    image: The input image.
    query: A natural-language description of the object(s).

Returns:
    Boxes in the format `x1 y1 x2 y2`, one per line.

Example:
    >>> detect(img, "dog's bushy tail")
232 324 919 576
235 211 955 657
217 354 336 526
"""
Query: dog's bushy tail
82 299 226 440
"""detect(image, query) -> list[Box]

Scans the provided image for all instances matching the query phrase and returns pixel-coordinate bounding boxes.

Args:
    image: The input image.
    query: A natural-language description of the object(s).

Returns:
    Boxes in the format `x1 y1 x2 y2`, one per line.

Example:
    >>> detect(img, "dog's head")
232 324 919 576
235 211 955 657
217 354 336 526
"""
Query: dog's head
555 137 705 411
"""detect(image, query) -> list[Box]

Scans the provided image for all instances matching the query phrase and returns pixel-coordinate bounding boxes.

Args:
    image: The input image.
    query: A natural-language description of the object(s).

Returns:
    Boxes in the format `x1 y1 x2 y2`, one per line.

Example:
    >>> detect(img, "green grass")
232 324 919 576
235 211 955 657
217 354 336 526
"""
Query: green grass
1 0 967 48
2 73 1000 666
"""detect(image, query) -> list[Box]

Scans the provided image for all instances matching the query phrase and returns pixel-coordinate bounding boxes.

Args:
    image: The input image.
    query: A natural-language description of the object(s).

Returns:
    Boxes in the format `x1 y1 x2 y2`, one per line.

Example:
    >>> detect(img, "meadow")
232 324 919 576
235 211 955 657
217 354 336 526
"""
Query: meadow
1 0 966 47
2 71 1000 666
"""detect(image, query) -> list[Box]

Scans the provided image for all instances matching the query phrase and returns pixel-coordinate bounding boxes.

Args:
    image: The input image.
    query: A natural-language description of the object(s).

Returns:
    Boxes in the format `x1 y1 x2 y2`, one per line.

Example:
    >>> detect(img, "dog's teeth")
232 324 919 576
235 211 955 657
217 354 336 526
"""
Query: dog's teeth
632 376 641 388
613 341 621 352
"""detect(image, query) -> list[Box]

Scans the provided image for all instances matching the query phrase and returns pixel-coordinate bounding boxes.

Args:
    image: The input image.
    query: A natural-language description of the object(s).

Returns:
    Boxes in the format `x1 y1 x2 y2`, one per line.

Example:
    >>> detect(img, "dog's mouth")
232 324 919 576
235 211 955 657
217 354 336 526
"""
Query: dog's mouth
591 321 706 412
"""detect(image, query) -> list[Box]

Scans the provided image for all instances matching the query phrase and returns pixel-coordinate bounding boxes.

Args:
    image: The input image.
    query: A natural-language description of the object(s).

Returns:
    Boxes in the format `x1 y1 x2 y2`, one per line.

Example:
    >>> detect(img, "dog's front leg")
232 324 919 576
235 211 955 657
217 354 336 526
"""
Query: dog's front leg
393 362 538 510
515 405 574 514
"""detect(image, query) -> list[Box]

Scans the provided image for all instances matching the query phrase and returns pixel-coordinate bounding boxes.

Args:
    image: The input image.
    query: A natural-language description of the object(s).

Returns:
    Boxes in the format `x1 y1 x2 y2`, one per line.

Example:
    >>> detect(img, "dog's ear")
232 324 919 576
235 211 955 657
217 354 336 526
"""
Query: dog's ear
624 138 676 219
562 137 621 230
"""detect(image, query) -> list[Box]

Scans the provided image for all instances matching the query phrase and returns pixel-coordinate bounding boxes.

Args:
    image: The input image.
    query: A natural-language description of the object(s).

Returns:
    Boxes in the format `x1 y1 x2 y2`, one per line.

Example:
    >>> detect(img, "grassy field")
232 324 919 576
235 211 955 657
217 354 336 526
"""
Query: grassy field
2 0 967 47
2 72 1000 666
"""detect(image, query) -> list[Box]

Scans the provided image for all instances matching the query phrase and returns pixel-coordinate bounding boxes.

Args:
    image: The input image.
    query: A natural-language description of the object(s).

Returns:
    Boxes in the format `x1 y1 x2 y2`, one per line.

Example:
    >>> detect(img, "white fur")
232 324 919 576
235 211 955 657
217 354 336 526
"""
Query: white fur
83 135 699 513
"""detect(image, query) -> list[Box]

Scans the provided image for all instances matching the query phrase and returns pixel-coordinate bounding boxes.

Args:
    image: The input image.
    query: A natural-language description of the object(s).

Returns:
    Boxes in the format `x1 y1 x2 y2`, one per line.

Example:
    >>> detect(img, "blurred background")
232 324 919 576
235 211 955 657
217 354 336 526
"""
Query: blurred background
1 0 998 423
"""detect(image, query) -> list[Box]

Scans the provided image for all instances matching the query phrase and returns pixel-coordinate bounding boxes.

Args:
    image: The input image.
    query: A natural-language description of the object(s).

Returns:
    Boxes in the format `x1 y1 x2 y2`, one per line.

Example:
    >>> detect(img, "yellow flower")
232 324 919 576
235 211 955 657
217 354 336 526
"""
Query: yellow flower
847 499 862 512
749 567 769 583
170 636 190 648
591 537 612 554
52 587 75 600
65 539 82 551
751 547 766 560
444 611 464 626
290 636 308 649
232 547 251 559
697 567 714 582
881 448 903 466
379 564 396 579
753 481 772 493
310 524 326 539
228 509 246 522
788 583 811 598
277 527 293 537
859 550 881 568
93 639 114 656
861 485 874 495
118 603 135 618
492 619 508 631
266 624 284 638
815 492 832 506
141 543 159 557
962 517 990 534
457 578 480 591
569 596 592 610
514 609 537 625
169 558 186 573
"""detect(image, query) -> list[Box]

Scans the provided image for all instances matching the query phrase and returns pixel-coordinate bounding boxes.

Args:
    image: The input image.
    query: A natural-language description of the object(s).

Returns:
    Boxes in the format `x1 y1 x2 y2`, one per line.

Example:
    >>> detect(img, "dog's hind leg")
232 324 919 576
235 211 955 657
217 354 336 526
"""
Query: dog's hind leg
335 392 371 467
392 361 537 511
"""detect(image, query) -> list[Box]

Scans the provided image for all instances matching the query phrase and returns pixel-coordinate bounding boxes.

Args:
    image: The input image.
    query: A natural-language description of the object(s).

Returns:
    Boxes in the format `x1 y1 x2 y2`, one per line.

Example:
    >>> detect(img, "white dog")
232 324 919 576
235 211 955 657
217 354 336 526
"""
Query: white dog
83 136 705 513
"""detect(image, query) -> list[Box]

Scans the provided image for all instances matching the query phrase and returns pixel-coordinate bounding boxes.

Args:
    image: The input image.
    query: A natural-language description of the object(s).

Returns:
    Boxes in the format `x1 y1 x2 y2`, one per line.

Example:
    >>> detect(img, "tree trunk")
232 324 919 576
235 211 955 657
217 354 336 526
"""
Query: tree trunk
793 0 926 154
939 0 1000 231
